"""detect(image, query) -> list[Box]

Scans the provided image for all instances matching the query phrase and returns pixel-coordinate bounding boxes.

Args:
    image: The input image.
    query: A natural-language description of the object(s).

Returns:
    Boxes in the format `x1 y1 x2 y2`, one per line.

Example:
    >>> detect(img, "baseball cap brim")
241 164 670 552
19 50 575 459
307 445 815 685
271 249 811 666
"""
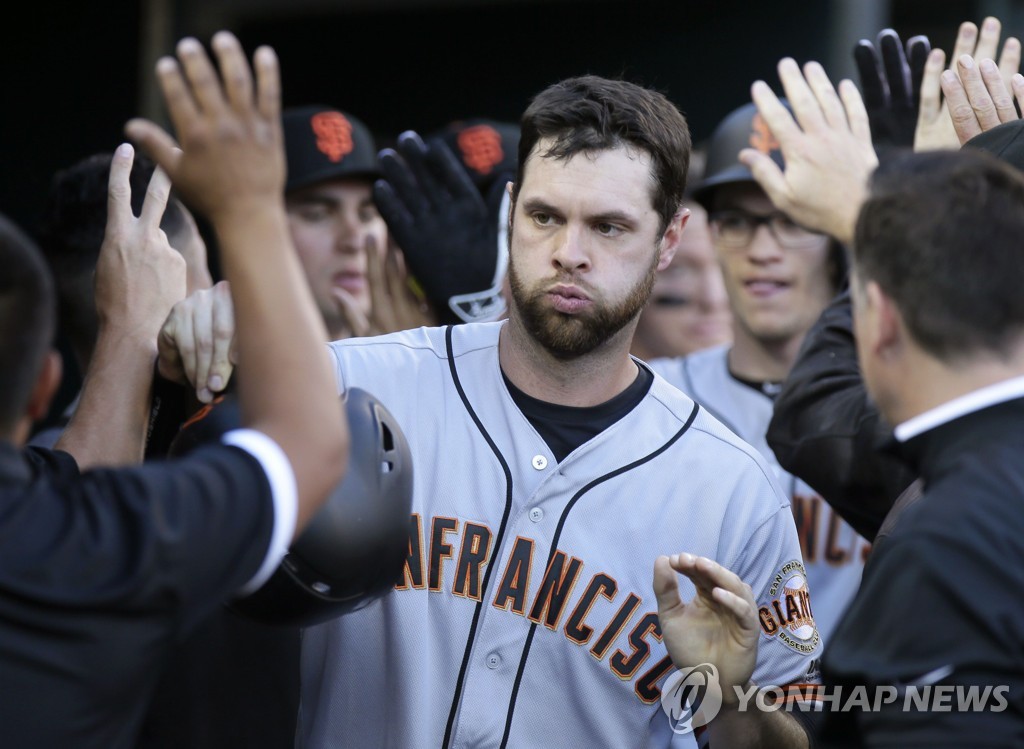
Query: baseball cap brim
688 163 767 205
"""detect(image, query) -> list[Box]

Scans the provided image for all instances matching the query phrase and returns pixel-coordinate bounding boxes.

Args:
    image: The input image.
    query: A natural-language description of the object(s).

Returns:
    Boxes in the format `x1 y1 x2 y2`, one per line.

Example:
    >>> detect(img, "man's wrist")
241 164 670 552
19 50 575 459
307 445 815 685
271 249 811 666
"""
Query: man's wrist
720 679 756 709
94 323 161 357
209 192 285 223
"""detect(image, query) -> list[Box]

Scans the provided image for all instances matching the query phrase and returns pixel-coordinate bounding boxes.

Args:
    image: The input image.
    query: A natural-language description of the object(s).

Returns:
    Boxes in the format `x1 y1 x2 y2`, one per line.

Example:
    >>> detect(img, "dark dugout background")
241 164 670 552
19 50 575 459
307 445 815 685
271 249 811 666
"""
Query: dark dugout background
0 0 1017 420
2 0 1015 237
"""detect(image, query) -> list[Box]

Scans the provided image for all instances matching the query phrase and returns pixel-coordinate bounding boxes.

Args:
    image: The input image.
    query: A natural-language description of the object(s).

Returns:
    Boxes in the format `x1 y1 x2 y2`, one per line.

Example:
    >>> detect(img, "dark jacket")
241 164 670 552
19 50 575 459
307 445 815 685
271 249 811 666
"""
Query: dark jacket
766 288 918 541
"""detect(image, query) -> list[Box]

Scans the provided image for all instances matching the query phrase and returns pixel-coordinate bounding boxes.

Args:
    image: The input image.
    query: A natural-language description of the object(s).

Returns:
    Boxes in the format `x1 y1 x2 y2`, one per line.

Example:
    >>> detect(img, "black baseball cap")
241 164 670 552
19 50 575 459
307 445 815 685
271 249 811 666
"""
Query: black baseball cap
689 101 789 209
431 118 519 192
282 105 380 192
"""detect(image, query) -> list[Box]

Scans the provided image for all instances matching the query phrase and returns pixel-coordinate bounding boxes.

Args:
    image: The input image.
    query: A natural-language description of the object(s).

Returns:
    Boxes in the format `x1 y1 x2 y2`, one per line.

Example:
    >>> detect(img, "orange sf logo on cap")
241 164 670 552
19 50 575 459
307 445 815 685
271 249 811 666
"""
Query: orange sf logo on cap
749 113 780 155
311 112 355 163
457 125 504 176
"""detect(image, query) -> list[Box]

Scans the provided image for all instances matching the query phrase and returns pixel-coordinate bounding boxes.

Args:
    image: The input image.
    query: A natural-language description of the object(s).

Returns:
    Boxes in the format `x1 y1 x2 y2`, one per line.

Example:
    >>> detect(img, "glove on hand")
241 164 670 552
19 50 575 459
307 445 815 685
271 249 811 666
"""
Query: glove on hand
854 29 931 151
374 131 508 325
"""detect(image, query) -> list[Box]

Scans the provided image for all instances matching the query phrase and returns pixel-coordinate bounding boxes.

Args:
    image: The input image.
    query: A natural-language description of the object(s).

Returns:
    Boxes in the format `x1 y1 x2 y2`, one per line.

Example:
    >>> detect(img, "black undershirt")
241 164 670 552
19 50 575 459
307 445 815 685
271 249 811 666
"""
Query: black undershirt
729 370 783 400
502 363 654 462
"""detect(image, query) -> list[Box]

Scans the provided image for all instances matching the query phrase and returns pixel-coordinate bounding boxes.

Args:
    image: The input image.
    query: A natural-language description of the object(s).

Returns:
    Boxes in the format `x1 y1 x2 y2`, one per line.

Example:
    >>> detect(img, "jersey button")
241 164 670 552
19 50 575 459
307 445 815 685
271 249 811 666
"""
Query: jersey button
486 653 501 669
531 455 548 470
529 507 544 523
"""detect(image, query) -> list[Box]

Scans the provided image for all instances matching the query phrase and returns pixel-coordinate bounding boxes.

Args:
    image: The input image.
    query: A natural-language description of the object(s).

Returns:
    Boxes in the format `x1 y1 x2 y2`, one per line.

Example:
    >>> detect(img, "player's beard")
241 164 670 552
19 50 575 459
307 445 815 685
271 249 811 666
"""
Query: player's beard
508 249 660 360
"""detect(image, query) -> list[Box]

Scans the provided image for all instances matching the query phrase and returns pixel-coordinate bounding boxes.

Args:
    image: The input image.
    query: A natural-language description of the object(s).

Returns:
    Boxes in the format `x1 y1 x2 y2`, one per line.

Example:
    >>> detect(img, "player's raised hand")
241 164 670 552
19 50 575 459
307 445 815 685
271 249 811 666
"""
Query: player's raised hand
940 54 1024 143
125 31 284 223
854 29 931 150
915 17 1022 151
61 143 190 467
96 143 187 340
133 30 345 536
654 554 758 703
374 131 507 325
133 31 280 403
740 58 878 246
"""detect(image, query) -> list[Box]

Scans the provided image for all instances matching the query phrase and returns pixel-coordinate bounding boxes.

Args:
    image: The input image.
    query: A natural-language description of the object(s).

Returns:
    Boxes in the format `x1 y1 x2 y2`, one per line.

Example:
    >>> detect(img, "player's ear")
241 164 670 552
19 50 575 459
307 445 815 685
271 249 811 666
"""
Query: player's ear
26 350 62 422
13 349 63 444
863 280 903 361
506 181 516 233
656 205 689 272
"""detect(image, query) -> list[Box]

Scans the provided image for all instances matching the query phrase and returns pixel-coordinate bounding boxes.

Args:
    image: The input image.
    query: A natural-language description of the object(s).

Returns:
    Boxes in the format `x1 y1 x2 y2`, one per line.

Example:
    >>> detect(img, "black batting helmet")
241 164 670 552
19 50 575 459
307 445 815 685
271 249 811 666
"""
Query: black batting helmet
689 101 789 209
169 387 413 626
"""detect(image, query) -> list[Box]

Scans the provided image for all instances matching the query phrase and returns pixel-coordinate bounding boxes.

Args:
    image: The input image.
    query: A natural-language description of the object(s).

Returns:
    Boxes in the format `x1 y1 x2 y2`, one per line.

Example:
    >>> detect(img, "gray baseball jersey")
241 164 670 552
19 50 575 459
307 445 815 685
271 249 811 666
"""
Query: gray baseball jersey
298 322 820 748
649 345 870 641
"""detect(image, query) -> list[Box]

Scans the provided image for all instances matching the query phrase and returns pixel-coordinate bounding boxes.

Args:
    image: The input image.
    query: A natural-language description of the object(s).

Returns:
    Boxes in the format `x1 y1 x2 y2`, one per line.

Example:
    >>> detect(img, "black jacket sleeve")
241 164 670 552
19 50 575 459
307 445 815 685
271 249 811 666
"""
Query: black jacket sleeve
766 289 917 541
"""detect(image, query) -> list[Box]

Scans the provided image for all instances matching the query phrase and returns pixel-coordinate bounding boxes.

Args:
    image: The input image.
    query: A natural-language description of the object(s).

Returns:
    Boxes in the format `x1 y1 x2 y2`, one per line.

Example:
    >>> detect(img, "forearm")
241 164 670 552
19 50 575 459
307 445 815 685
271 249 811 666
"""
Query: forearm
769 290 915 539
705 696 810 749
55 328 157 468
214 202 347 531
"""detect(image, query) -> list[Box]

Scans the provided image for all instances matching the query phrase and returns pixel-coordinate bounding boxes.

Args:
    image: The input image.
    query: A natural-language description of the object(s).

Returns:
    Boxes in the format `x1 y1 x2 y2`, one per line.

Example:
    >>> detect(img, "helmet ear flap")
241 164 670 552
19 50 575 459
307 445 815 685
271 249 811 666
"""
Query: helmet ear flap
173 388 413 627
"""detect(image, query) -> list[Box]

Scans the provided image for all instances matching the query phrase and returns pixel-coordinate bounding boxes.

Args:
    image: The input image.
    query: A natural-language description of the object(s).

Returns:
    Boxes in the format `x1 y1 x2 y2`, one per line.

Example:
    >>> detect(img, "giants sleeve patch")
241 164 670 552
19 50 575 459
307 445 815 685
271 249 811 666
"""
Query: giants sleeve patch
757 560 820 655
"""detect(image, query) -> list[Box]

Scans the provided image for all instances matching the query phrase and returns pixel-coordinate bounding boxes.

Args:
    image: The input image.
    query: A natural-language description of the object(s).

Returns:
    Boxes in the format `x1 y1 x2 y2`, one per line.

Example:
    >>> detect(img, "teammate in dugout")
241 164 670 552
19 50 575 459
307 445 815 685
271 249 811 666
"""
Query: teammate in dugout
694 20 1024 739
736 30 1024 746
648 101 871 643
159 74 822 747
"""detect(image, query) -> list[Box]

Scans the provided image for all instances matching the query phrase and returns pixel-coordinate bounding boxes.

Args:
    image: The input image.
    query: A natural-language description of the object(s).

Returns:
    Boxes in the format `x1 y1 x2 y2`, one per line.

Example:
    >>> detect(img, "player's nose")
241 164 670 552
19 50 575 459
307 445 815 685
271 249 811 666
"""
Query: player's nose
552 224 590 272
745 224 785 264
334 211 365 255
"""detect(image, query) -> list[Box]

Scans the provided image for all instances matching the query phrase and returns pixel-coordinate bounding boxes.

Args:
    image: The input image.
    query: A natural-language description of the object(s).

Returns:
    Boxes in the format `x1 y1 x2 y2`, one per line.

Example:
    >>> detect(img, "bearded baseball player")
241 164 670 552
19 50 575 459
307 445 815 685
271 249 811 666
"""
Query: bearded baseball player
160 75 820 747
649 102 870 643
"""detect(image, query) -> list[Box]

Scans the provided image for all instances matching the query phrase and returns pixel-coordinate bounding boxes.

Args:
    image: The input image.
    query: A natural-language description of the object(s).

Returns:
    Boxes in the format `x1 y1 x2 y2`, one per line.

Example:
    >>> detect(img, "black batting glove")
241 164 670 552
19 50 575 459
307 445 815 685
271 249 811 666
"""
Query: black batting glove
854 29 931 151
374 131 507 325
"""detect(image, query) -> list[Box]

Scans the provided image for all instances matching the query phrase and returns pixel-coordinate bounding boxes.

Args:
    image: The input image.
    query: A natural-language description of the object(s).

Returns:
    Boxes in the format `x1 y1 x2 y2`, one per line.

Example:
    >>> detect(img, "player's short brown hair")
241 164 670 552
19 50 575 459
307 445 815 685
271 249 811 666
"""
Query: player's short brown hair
514 75 691 235
854 148 1024 362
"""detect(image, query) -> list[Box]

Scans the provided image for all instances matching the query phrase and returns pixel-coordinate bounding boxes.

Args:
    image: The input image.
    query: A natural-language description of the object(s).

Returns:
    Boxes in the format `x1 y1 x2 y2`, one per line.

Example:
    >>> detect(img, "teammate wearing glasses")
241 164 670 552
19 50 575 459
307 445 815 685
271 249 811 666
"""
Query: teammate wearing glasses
648 102 868 644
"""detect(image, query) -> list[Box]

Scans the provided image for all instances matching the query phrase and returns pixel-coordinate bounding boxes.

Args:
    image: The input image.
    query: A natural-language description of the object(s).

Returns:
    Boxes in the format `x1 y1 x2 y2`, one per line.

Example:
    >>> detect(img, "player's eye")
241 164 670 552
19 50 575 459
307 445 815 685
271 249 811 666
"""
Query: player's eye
715 211 752 233
594 222 622 237
358 205 381 224
290 204 331 222
773 214 801 231
532 212 553 226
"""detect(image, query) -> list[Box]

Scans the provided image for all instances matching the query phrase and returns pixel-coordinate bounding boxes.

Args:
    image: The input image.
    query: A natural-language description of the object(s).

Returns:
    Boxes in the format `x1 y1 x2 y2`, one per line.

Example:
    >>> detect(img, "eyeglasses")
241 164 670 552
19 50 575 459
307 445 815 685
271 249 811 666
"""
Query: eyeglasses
708 209 824 250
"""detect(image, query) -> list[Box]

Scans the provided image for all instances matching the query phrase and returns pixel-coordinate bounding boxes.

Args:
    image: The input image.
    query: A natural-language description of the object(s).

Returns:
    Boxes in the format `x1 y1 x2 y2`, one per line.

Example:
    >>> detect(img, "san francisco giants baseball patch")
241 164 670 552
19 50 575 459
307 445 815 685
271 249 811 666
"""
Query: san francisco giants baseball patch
757 560 819 655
